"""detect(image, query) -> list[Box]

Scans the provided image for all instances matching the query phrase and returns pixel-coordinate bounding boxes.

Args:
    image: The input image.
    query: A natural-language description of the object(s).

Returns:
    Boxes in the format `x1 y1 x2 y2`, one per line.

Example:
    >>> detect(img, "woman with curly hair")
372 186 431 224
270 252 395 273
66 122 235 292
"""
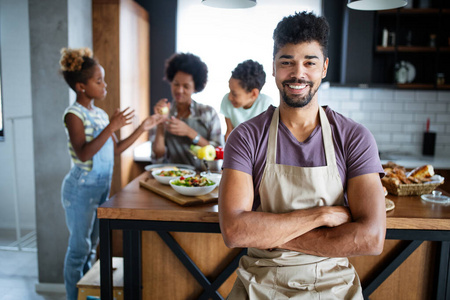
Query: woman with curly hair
151 52 223 166
220 59 275 141
59 47 164 300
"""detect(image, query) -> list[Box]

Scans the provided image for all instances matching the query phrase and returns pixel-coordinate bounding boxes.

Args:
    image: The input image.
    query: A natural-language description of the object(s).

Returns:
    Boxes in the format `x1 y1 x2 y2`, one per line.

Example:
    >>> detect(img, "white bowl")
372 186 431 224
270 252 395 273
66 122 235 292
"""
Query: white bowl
169 179 217 196
151 168 196 185
200 171 222 184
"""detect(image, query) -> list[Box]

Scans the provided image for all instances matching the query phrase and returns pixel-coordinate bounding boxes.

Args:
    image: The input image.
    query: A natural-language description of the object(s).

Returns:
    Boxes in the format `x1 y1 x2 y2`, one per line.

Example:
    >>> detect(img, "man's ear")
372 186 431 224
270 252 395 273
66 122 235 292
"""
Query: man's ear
322 57 329 79
272 61 276 77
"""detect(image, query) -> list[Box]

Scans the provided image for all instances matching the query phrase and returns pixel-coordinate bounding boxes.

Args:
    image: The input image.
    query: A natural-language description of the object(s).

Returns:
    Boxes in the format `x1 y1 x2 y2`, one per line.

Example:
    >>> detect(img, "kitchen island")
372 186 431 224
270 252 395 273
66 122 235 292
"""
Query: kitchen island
98 172 450 300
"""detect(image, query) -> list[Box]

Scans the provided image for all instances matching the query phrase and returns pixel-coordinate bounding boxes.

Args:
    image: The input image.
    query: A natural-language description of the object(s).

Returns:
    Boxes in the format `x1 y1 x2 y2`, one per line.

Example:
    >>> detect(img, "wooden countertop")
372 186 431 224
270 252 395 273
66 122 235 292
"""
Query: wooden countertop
98 172 450 230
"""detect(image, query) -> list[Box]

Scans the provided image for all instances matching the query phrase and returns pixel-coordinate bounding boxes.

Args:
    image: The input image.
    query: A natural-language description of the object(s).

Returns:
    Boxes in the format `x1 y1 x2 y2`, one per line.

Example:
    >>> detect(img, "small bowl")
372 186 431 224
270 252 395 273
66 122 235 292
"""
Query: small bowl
200 171 222 184
151 168 196 185
204 159 223 172
169 179 217 196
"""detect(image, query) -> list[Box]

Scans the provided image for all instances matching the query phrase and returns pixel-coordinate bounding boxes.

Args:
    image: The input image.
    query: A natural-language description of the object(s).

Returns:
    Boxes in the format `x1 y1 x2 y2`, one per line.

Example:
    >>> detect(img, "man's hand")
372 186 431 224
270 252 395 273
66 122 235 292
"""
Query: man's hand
321 206 352 227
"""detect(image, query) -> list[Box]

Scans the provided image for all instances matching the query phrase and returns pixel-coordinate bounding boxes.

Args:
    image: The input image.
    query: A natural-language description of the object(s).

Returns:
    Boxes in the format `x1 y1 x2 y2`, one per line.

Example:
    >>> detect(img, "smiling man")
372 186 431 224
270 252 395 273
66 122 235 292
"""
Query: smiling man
219 11 386 299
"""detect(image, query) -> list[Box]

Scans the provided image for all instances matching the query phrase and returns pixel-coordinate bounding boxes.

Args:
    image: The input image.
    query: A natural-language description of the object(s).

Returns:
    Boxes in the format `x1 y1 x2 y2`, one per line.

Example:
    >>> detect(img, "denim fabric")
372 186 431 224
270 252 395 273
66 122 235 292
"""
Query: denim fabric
61 106 114 300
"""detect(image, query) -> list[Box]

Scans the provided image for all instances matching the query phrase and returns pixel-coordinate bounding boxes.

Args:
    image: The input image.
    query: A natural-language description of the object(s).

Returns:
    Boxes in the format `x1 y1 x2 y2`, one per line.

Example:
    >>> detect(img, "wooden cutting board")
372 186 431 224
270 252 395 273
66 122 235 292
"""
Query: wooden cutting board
139 177 218 206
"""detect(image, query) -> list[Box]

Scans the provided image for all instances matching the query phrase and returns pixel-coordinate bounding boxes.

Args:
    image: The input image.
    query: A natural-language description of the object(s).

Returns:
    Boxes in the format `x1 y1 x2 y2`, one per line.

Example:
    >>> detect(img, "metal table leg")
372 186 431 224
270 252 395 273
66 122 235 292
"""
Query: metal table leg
436 241 450 300
100 219 113 300
123 230 142 300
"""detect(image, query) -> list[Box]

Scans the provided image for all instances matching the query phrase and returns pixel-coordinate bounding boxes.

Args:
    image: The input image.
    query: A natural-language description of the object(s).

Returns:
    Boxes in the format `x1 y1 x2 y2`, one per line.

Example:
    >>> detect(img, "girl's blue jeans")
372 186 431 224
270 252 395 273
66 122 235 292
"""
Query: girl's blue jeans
61 165 111 300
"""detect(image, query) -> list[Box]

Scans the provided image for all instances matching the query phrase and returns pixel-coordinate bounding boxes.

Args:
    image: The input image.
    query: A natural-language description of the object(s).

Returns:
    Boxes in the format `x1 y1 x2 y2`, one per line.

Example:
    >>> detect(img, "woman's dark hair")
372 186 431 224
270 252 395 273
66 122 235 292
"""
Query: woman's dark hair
231 60 266 93
164 53 208 92
59 48 99 91
273 11 329 59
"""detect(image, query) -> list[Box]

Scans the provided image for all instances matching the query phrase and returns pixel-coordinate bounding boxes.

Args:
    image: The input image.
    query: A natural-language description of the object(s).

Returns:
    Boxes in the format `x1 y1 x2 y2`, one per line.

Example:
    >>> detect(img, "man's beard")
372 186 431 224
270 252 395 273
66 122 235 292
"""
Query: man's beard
281 79 318 108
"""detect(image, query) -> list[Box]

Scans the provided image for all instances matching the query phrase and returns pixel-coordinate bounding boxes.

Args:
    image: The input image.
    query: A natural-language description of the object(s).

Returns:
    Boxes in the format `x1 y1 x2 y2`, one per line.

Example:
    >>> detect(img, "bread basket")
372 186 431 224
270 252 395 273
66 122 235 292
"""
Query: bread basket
382 175 445 196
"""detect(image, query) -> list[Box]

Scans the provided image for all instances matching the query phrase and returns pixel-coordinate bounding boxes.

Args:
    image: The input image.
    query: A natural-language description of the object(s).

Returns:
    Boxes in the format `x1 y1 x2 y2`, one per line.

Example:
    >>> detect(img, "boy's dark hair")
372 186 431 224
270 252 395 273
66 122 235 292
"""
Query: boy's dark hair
231 60 266 93
165 53 208 92
273 11 329 59
59 48 98 91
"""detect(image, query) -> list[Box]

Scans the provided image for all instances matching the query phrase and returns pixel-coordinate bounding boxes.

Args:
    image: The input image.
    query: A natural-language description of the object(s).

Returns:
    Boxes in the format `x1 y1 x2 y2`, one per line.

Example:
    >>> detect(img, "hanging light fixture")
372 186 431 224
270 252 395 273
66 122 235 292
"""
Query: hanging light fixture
201 0 257 9
347 0 407 11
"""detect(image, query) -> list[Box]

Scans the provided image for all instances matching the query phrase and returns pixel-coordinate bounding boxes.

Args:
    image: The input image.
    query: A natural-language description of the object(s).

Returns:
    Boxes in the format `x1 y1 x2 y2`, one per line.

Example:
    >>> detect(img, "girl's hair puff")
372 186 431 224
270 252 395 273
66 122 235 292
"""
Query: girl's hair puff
59 47 99 91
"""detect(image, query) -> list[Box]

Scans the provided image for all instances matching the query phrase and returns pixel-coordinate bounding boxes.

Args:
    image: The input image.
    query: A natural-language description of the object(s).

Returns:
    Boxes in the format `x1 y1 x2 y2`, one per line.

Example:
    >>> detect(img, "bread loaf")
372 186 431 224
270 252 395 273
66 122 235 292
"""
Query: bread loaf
409 164 434 178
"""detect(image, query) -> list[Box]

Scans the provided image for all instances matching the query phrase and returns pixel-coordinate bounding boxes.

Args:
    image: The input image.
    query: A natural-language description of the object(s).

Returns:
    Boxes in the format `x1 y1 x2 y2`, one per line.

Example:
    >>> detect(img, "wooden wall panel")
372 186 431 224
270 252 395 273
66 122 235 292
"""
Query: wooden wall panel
93 0 150 257
93 0 150 196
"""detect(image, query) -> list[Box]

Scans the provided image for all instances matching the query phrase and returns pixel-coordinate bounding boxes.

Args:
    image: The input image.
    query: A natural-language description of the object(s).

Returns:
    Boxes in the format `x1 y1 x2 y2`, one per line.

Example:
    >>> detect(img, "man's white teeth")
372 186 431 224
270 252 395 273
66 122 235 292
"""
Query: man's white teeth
289 84 306 89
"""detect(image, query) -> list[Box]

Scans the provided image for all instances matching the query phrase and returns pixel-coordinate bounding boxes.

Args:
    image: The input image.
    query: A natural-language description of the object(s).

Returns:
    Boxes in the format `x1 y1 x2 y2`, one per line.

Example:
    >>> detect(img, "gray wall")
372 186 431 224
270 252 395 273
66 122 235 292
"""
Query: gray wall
0 0 92 290
0 0 35 233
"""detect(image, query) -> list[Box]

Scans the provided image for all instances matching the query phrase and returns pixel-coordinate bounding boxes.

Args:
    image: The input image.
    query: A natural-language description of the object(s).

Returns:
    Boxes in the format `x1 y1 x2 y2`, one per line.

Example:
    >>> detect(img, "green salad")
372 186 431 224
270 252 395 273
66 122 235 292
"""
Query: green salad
157 169 192 177
171 176 215 187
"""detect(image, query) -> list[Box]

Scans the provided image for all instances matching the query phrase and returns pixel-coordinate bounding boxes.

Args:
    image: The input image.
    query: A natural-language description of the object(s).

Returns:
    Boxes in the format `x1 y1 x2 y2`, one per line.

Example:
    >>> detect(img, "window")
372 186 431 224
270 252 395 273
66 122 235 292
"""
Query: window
177 0 322 124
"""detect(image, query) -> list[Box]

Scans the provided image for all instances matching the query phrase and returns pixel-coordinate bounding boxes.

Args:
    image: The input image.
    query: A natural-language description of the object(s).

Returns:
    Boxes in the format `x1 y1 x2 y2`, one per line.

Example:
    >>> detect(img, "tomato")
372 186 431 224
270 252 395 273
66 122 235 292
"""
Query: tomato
215 146 224 160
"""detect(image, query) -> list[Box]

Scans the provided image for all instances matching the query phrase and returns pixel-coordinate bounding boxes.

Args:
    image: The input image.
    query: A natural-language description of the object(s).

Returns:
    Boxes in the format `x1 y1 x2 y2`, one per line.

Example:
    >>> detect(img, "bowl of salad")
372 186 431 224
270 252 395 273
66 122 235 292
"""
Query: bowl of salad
169 176 217 196
151 168 196 185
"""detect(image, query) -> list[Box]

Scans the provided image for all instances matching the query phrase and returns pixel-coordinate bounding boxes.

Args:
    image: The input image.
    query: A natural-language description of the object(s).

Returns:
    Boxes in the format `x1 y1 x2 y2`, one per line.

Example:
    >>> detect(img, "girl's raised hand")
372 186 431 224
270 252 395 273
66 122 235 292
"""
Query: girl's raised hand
109 107 135 132
140 114 165 131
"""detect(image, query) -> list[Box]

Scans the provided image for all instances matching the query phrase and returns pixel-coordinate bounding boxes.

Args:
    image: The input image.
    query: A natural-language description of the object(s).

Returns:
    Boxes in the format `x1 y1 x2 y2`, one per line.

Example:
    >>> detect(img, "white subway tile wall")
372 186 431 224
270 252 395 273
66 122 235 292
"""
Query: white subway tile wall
318 87 450 156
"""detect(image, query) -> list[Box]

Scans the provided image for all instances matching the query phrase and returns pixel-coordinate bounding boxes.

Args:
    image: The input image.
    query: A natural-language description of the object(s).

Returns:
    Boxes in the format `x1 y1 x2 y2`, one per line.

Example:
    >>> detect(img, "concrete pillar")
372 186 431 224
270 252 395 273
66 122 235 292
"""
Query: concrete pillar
28 0 92 290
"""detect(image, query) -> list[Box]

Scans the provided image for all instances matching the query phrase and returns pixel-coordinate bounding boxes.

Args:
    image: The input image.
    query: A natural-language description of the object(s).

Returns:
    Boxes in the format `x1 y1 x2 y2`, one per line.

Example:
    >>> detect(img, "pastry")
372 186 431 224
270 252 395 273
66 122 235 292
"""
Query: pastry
409 165 434 179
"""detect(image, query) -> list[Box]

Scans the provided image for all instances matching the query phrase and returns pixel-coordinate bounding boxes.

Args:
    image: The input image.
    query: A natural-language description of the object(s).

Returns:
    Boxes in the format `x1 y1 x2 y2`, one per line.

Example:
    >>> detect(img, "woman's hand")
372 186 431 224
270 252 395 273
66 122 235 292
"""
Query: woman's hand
165 116 195 137
154 98 171 117
140 114 165 131
109 107 134 132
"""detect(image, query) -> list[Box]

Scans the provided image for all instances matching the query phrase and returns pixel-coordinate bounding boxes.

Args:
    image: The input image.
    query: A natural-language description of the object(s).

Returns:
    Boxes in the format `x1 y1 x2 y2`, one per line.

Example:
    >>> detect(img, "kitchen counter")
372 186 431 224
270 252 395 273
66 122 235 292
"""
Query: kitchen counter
98 172 450 300
380 153 450 169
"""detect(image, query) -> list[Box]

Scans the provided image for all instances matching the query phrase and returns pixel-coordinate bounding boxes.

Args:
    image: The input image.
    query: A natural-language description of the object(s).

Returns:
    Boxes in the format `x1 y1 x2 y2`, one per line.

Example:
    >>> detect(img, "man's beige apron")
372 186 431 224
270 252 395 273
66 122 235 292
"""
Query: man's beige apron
227 107 363 300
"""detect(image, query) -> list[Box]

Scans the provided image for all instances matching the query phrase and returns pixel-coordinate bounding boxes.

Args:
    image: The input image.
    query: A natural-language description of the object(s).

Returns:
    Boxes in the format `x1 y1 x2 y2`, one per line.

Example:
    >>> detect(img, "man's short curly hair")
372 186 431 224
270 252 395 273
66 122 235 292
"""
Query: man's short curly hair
273 11 329 59
164 53 208 92
231 60 266 93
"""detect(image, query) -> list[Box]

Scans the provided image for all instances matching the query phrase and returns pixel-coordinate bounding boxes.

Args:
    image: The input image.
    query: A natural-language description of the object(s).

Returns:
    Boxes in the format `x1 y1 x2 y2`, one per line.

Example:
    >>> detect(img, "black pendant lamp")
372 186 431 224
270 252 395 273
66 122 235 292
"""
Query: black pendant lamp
201 0 257 9
347 0 407 11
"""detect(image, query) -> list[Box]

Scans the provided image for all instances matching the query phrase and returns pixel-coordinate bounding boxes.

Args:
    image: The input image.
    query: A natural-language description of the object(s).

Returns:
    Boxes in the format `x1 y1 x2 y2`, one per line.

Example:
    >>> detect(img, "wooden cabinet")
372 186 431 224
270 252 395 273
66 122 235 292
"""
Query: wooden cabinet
373 6 450 89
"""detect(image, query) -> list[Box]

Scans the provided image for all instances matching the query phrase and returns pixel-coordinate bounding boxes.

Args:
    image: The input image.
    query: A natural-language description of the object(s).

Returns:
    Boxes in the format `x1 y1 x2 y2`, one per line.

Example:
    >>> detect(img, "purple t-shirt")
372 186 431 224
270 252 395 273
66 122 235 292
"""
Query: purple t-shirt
223 105 384 209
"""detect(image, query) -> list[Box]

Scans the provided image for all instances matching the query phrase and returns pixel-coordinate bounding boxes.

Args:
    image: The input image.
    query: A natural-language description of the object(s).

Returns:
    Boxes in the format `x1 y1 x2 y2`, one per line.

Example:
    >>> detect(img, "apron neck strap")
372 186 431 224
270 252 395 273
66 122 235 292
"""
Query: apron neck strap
266 106 337 167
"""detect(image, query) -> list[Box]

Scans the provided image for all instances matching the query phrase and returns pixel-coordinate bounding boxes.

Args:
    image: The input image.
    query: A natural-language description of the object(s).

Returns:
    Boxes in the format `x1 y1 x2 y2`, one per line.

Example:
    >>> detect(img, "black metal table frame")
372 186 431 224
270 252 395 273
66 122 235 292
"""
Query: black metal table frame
99 220 450 300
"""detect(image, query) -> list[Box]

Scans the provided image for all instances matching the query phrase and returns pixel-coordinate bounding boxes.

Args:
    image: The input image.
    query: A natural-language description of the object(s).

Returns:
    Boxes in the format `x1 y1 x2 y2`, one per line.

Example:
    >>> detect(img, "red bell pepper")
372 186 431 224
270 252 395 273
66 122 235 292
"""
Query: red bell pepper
215 146 224 160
